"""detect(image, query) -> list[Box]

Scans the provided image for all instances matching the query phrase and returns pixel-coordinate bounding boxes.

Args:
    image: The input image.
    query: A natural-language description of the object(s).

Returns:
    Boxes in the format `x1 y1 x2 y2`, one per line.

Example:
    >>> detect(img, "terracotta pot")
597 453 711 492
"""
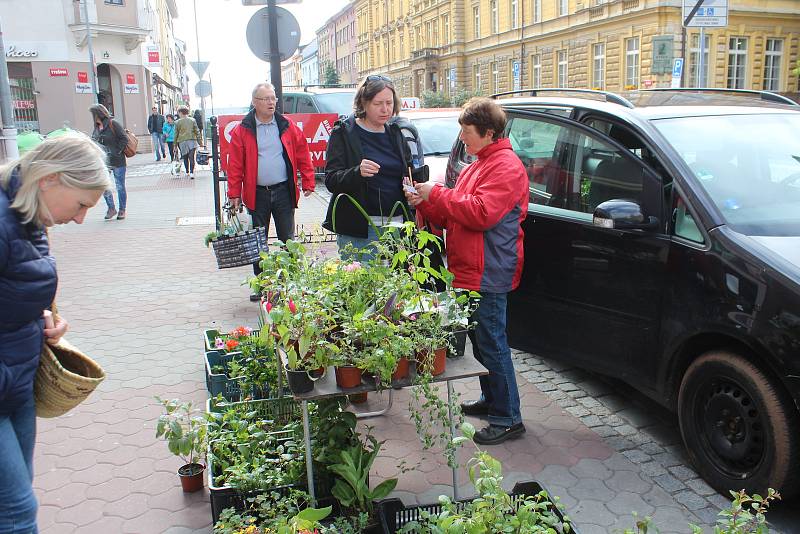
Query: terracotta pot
335 366 362 388
348 392 368 404
416 348 446 376
178 463 205 493
392 357 410 381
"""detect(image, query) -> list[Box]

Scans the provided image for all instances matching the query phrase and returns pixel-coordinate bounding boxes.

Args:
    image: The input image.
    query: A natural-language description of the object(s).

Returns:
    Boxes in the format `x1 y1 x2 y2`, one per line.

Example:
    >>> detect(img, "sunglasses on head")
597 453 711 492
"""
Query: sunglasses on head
365 75 392 84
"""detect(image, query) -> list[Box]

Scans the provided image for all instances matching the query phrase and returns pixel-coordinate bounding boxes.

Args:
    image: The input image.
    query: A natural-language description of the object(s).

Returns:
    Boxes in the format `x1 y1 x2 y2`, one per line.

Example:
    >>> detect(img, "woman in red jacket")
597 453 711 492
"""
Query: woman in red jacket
406 97 529 445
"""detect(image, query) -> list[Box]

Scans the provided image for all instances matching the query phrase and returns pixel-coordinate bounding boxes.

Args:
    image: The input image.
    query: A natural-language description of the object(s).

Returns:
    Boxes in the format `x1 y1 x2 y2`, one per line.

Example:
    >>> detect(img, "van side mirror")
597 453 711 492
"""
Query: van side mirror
593 199 659 231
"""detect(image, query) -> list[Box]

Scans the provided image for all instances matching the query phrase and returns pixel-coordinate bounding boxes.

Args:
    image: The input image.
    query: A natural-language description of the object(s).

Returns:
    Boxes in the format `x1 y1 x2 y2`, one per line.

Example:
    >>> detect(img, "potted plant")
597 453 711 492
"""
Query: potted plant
155 397 207 492
329 433 398 534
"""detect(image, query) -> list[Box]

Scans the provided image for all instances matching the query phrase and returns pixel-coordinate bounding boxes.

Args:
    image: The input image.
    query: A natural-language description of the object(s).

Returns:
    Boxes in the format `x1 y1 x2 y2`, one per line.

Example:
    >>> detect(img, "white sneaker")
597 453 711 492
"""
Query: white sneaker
189 172 194 179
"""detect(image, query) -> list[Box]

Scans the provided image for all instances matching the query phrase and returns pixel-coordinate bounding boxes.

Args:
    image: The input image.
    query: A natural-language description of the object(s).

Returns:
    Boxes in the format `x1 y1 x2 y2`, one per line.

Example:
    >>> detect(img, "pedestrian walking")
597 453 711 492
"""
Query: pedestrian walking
90 103 129 220
406 97 528 445
193 109 204 142
162 114 176 161
147 106 166 161
174 107 203 179
0 134 112 534
227 82 315 301
322 74 415 260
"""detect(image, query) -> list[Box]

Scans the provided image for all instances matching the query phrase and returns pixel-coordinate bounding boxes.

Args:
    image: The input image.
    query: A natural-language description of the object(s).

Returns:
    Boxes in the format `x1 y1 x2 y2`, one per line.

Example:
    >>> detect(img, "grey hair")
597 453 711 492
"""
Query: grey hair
252 82 276 99
0 133 112 225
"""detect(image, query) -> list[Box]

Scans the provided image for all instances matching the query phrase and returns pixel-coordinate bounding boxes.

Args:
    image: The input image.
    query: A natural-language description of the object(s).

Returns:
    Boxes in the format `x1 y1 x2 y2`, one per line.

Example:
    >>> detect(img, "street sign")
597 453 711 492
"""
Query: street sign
246 6 301 63
671 58 684 88
190 61 210 79
195 80 213 98
651 36 674 74
512 61 520 90
683 0 728 27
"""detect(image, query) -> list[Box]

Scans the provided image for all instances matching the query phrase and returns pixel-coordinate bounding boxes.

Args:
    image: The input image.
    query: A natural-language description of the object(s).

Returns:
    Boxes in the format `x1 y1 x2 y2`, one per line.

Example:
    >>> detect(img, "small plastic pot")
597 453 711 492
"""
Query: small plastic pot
284 365 314 394
178 463 205 493
392 357 410 381
416 348 446 376
335 366 362 388
348 392 368 404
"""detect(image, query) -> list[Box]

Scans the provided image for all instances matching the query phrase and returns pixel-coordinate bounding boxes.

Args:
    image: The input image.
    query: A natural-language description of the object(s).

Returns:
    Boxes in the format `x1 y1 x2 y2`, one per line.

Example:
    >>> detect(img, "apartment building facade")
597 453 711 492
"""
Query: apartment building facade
317 3 359 85
356 0 800 99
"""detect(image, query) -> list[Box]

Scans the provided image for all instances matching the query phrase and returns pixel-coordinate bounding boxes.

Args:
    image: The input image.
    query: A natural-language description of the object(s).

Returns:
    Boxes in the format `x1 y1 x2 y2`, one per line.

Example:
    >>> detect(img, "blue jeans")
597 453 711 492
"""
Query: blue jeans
103 166 127 211
0 397 38 534
336 224 380 262
468 291 522 427
151 132 165 159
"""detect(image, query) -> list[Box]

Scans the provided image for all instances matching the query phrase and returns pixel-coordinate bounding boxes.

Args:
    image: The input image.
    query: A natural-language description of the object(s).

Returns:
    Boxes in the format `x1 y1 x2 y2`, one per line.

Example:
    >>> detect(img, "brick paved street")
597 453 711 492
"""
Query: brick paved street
33 155 795 533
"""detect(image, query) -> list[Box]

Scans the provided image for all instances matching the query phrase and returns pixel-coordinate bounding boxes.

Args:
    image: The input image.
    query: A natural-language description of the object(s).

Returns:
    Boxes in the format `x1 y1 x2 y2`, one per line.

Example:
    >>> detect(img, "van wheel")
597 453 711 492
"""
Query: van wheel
678 350 799 498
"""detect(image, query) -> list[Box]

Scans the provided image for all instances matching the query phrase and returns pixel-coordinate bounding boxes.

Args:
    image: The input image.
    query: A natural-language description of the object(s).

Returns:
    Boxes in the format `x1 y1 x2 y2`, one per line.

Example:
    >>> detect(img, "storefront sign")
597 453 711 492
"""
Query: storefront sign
6 45 38 58
75 82 92 94
147 47 160 64
126 74 136 84
643 79 654 88
13 100 35 109
651 36 674 75
217 113 337 172
49 67 68 77
124 84 140 94
77 71 88 83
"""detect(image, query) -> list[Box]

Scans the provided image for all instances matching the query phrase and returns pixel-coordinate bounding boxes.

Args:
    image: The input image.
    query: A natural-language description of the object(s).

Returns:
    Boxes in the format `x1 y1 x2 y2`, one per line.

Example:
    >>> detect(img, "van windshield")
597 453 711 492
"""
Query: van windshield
313 92 356 115
655 113 800 236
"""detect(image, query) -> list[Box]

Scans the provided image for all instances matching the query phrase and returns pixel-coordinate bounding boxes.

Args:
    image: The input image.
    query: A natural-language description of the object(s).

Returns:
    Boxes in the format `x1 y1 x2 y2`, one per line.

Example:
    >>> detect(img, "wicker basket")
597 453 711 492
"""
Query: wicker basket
210 227 268 269
34 338 106 418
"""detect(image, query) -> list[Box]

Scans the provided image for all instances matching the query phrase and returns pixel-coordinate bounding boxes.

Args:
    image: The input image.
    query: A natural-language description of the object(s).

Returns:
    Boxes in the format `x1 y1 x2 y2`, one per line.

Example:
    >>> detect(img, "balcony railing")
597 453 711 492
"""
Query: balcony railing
411 47 439 60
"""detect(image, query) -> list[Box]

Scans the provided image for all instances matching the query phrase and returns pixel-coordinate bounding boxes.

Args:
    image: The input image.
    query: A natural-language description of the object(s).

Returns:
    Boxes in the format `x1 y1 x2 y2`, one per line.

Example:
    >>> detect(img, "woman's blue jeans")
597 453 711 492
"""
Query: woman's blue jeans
103 166 127 211
336 224 381 262
468 291 522 428
0 397 38 533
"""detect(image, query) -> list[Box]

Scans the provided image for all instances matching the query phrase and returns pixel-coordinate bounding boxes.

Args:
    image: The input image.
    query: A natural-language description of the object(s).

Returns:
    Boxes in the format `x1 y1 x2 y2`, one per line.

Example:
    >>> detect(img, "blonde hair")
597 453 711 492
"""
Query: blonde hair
0 134 112 225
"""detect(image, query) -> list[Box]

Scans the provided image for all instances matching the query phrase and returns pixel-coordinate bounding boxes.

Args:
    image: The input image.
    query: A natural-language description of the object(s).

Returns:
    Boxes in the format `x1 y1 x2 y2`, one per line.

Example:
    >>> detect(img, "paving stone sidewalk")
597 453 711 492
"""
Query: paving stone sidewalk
35 162 718 533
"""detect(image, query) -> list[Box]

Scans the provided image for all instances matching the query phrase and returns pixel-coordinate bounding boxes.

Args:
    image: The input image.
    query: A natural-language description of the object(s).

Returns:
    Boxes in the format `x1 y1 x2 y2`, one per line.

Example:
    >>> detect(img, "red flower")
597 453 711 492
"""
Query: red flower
265 301 273 313
225 339 239 351
288 299 297 314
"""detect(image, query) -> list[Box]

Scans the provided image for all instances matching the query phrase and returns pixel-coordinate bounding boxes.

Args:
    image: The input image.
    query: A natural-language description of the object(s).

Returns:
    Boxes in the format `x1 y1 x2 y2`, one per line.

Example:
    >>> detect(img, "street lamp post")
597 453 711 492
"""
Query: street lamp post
79 0 99 104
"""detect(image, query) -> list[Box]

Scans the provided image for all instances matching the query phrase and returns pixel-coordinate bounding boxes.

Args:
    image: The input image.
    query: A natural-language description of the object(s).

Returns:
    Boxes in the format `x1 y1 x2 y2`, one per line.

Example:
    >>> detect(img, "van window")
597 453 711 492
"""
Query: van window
296 96 317 113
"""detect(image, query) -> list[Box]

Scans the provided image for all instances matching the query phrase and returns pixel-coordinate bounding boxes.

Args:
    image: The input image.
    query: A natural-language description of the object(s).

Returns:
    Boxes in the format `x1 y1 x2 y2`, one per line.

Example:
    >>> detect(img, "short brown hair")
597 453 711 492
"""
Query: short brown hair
458 97 506 141
354 75 401 119
177 106 190 115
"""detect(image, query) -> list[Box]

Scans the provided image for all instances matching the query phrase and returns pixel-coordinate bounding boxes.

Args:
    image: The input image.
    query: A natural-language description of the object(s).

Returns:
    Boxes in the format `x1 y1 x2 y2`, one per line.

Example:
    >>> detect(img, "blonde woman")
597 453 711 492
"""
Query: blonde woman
174 106 203 178
0 134 111 532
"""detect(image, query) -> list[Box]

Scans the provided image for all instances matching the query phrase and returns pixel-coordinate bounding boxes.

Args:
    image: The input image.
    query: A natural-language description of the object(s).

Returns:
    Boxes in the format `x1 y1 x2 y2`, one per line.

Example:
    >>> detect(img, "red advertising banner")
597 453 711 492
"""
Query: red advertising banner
148 51 160 63
49 68 68 77
217 113 337 174
77 71 88 83
126 74 136 84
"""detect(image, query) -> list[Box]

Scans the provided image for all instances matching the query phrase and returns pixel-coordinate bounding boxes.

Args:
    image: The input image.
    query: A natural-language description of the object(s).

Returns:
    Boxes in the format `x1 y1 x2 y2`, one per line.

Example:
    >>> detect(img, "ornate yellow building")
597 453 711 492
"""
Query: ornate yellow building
355 0 800 98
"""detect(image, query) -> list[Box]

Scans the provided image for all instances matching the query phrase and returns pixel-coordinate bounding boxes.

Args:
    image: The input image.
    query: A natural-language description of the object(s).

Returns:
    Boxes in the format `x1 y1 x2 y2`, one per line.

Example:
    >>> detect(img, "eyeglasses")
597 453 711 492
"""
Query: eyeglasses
365 75 392 84
254 96 277 102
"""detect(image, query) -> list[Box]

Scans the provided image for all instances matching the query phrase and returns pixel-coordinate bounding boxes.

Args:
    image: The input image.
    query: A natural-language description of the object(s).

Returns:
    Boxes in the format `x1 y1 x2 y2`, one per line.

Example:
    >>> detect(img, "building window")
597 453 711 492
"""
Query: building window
491 61 499 92
532 54 541 89
473 63 481 92
416 25 422 50
688 33 710 87
511 0 519 29
593 43 605 89
534 0 541 22
491 0 499 33
399 33 405 57
625 37 640 88
727 37 748 89
557 50 568 87
764 38 783 91
442 15 449 43
558 0 568 16
426 21 432 47
473 6 480 39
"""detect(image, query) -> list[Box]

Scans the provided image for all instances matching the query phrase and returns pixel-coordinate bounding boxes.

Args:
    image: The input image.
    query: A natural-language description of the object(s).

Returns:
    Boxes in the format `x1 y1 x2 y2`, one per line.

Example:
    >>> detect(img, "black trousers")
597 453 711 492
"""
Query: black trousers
249 182 295 276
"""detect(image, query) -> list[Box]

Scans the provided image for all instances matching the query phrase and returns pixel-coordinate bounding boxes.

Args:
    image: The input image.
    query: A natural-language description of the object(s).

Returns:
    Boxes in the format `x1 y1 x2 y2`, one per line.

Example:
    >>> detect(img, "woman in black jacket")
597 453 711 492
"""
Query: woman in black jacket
323 75 421 259
90 104 129 220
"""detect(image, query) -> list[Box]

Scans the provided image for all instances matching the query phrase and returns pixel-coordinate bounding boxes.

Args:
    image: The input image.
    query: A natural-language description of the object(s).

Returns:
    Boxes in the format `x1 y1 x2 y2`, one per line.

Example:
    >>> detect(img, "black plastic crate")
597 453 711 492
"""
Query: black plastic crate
377 481 575 533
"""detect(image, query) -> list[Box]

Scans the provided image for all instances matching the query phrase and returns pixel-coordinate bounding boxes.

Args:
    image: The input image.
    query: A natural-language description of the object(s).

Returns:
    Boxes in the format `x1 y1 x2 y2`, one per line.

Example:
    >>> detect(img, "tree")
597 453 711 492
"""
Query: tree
322 61 340 86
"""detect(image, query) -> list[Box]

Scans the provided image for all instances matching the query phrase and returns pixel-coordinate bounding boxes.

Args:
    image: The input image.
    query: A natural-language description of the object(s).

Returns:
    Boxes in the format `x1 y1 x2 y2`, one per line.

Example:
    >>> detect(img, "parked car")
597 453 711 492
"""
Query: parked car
398 108 462 183
444 88 800 499
280 86 357 117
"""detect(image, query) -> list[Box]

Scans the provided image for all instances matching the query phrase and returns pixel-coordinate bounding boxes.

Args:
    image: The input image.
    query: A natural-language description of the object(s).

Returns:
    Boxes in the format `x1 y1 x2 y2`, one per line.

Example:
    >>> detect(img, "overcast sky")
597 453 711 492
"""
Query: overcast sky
173 0 349 110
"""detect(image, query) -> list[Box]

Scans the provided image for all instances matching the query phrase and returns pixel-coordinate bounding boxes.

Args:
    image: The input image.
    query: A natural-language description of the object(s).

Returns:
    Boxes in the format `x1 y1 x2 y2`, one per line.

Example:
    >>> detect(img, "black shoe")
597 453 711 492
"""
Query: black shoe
249 293 261 303
473 423 526 445
460 398 490 417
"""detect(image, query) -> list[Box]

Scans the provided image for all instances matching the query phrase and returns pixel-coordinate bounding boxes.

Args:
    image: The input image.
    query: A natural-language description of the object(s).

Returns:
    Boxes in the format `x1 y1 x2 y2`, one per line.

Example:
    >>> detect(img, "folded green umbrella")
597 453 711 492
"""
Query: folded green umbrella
45 127 77 139
16 131 45 154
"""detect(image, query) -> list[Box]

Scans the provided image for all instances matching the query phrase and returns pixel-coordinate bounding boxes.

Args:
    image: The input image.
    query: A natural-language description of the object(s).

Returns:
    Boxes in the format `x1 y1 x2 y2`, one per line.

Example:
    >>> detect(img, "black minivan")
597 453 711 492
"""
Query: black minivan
444 89 800 498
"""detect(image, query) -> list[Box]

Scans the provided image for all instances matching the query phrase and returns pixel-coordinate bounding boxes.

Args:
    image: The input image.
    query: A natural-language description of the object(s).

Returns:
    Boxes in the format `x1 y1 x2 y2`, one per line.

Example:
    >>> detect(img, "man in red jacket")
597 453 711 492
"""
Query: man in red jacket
407 97 528 445
228 83 315 301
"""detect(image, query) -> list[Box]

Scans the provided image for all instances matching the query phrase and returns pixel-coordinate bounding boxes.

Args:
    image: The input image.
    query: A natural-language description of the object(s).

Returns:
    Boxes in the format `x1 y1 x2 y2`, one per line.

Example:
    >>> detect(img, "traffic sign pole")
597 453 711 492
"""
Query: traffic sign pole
697 27 705 87
267 0 283 113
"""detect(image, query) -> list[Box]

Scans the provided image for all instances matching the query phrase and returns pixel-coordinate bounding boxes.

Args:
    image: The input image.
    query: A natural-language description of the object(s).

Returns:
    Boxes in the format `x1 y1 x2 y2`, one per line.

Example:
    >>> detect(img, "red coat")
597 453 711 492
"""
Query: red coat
227 110 315 210
416 138 528 293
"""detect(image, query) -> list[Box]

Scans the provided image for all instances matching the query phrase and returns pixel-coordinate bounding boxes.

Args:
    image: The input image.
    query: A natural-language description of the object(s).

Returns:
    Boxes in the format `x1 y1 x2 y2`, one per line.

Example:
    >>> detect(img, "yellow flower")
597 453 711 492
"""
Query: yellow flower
322 260 340 274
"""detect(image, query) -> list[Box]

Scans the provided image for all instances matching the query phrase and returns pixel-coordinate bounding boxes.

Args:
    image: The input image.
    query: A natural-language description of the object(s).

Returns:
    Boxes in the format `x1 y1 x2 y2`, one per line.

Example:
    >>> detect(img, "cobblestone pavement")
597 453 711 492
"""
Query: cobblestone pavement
30 157 767 533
